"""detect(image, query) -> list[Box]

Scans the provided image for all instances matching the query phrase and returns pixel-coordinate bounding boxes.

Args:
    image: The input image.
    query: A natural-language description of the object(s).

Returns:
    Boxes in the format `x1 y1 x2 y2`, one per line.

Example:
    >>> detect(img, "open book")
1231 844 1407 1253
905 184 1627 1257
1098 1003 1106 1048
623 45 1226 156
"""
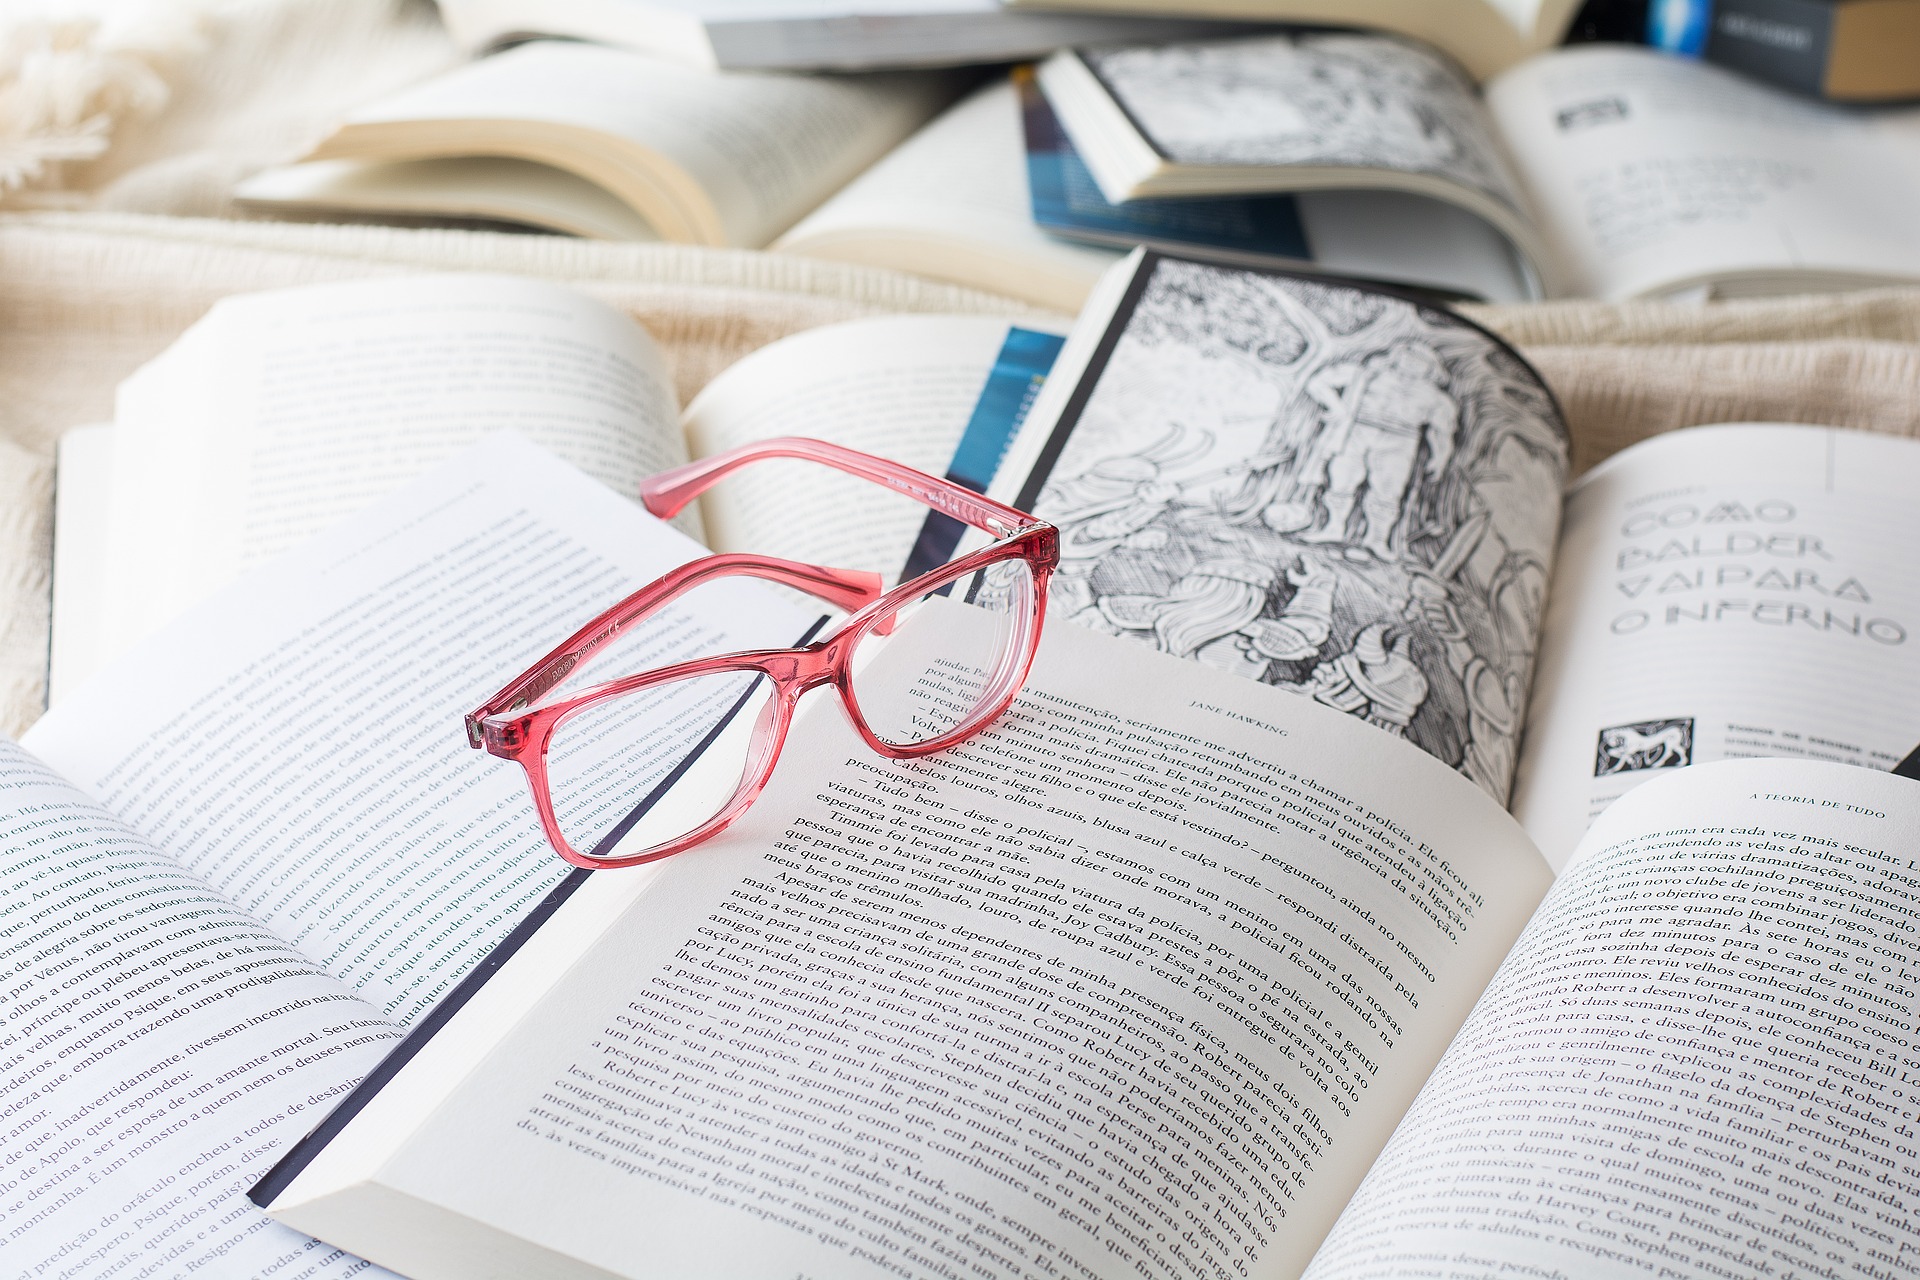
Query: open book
17 262 1920 1276
219 258 1918 1275
991 250 1920 856
3 436 834 1279
1037 33 1920 300
12 255 1074 1273
1013 69 1533 303
771 76 1534 313
49 272 1066 696
235 41 961 249
242 496 1920 1276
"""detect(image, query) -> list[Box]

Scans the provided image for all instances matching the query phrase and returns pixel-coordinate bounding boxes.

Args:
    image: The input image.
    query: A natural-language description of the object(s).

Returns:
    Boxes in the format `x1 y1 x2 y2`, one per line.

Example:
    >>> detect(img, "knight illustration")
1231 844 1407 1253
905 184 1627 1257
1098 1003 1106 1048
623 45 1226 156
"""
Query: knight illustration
1297 340 1459 562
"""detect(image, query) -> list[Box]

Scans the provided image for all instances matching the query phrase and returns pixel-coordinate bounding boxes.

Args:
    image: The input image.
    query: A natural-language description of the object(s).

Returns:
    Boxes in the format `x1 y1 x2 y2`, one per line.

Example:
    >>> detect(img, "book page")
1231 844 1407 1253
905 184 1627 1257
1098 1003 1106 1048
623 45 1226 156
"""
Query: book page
236 156 666 241
1511 424 1920 868
683 313 1066 579
1304 757 1920 1279
268 618 1551 1280
0 739 402 1278
1019 71 1536 304
1078 34 1526 216
325 41 957 246
993 252 1570 804
774 78 1122 312
98 273 683 670
1486 46 1920 299
27 434 812 1025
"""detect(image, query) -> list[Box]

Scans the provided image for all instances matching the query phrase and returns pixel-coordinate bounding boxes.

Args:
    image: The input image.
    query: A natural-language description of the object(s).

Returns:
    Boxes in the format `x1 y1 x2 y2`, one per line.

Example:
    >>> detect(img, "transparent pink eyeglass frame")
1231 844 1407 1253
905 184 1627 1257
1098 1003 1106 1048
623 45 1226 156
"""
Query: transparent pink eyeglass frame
466 437 1058 871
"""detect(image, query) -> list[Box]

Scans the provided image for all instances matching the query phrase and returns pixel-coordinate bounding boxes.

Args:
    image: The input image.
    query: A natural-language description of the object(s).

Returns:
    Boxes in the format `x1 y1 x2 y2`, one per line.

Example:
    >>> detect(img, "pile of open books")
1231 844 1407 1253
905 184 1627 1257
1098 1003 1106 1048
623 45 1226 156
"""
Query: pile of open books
233 0 1920 309
13 0 1920 1277
12 247 1920 1278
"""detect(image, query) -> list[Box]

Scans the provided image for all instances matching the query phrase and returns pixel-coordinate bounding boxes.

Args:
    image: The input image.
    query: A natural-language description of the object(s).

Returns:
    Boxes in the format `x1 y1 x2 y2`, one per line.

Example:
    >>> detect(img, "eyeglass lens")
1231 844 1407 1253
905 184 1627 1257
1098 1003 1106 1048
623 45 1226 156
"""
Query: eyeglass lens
543 554 1036 862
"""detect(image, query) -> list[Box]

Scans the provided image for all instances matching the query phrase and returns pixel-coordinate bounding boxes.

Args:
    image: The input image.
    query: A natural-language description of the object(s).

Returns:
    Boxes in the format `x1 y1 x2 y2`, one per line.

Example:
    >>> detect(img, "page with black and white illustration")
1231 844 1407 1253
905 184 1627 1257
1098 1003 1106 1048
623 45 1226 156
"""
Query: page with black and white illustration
1510 423 1920 868
1084 34 1520 209
260 617 1553 1280
994 252 1570 804
1037 33 1551 286
1486 44 1920 299
1304 756 1920 1279
1017 72 1536 304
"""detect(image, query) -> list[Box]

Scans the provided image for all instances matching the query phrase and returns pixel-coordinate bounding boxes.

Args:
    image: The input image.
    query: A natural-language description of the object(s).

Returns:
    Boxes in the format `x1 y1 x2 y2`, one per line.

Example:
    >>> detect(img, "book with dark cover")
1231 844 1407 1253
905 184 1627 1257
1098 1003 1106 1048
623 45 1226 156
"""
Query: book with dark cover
1570 0 1920 100
1017 67 1314 266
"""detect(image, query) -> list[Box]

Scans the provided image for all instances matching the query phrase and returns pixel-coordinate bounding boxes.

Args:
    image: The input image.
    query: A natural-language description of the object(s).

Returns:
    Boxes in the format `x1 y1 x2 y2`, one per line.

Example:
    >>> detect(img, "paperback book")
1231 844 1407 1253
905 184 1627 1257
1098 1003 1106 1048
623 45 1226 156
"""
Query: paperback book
10 272 1071 1277
1038 31 1920 299
10 261 1919 1279
221 257 1920 1277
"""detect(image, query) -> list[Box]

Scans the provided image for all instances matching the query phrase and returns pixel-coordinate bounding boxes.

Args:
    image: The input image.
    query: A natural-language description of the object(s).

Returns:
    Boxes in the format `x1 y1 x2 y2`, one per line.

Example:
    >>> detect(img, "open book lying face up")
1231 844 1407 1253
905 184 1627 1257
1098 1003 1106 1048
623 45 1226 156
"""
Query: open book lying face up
244 442 1920 1280
991 251 1920 866
10 261 1920 1280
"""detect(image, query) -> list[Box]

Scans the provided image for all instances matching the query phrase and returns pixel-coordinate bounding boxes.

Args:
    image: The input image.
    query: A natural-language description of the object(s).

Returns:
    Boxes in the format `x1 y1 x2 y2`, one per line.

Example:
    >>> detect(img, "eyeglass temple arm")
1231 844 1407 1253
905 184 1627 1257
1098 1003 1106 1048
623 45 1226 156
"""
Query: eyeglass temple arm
466 552 883 745
640 437 1041 540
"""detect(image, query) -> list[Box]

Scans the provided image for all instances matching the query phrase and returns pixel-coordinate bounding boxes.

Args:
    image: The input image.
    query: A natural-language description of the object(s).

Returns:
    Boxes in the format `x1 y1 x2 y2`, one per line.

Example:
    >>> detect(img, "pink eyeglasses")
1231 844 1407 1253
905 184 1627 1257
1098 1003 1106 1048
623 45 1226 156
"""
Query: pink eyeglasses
467 437 1057 870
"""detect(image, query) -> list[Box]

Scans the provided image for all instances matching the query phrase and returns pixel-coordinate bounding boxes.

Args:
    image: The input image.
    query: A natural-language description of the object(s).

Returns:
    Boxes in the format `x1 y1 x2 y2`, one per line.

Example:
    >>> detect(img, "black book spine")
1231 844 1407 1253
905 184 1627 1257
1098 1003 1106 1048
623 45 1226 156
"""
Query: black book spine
1701 0 1836 96
1565 0 1839 99
1564 0 1648 42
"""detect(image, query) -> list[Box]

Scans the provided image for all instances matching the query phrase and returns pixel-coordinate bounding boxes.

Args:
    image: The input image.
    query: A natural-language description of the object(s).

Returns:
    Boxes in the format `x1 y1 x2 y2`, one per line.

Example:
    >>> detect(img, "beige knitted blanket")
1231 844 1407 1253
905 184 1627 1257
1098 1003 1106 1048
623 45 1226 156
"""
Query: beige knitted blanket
1 0 1918 737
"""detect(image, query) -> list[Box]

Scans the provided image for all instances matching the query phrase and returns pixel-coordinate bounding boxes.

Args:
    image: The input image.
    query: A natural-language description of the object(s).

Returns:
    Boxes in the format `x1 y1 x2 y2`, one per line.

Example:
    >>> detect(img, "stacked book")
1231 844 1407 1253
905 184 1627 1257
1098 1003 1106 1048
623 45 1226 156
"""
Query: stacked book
235 0 1920 308
14 257 1920 1280
17 1 1920 1278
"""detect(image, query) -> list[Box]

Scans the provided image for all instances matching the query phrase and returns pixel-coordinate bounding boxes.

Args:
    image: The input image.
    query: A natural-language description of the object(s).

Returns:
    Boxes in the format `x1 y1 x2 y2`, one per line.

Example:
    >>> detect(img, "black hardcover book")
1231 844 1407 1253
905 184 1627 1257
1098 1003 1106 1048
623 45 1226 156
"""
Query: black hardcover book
1568 0 1920 100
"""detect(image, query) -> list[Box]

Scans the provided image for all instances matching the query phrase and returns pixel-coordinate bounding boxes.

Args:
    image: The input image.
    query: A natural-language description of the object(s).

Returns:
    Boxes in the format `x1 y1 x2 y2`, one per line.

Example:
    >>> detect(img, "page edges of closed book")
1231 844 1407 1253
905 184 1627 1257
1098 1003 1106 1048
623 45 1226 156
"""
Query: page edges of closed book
1034 48 1167 205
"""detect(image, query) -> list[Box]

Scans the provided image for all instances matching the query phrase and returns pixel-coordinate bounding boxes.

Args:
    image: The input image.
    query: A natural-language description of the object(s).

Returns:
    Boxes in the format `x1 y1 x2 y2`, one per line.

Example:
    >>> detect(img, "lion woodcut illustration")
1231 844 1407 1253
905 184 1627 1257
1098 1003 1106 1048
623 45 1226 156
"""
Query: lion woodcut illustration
1027 258 1570 802
1594 718 1695 776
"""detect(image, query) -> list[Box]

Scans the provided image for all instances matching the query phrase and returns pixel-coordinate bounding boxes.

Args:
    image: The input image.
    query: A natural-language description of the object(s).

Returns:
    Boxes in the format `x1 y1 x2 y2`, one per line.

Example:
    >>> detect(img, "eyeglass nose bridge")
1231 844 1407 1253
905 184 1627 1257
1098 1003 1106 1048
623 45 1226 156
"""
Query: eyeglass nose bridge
752 641 848 721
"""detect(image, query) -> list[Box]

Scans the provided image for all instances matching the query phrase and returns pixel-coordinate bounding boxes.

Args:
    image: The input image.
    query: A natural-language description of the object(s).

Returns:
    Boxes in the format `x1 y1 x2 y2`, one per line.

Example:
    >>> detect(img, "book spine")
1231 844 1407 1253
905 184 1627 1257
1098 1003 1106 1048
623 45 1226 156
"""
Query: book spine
1568 0 1848 99
1698 0 1836 96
